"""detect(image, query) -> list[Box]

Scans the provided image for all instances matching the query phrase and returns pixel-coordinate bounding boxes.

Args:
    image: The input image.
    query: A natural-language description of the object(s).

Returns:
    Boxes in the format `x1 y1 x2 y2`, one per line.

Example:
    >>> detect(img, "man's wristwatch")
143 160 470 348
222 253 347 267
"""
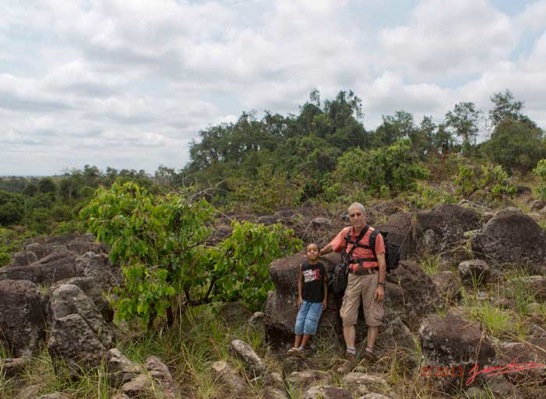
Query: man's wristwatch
377 282 385 286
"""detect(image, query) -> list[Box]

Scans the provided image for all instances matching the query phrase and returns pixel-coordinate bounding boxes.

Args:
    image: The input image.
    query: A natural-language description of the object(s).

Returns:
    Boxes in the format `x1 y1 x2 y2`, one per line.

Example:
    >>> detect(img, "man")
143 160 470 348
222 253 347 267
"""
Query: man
320 202 386 369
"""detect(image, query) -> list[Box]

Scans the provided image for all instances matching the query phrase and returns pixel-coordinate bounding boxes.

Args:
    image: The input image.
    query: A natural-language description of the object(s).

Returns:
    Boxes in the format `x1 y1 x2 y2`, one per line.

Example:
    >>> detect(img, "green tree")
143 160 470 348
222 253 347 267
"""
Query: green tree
228 164 303 213
81 181 216 327
373 110 417 148
489 89 536 128
0 190 24 226
38 177 57 195
333 139 428 197
480 118 546 174
81 181 301 327
445 102 481 155
211 221 302 310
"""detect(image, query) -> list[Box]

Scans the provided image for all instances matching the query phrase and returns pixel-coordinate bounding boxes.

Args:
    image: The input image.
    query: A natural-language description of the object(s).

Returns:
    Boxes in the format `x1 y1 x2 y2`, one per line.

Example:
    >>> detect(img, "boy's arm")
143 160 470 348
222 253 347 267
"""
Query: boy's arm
322 264 328 309
297 265 303 307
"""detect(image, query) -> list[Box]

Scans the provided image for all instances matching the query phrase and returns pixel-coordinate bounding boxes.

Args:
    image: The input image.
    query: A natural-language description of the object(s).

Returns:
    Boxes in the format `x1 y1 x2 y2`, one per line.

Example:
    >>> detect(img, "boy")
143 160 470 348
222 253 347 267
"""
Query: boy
288 243 328 356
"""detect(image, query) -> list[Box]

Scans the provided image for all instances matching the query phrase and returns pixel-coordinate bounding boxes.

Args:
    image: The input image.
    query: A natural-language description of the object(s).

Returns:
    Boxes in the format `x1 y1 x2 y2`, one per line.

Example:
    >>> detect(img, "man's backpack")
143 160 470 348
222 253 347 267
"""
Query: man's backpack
368 229 401 273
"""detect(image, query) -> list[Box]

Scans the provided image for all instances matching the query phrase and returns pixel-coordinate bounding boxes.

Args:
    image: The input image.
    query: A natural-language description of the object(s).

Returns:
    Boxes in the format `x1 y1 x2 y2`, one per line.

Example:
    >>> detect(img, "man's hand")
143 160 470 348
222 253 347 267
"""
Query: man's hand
298 297 303 308
322 299 327 310
375 285 385 301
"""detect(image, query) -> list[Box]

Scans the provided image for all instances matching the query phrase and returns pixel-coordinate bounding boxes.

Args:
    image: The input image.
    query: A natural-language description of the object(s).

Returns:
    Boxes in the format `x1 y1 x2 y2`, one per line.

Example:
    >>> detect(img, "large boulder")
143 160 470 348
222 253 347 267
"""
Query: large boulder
419 312 496 367
0 280 46 357
385 261 439 332
264 251 340 348
0 252 82 285
264 255 438 352
472 210 546 270
47 284 115 372
377 212 414 260
414 205 481 260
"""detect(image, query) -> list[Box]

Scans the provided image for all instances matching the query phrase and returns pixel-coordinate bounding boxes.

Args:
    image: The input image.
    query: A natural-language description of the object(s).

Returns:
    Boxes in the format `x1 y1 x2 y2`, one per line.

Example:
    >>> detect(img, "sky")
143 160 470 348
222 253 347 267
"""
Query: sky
1 0 546 176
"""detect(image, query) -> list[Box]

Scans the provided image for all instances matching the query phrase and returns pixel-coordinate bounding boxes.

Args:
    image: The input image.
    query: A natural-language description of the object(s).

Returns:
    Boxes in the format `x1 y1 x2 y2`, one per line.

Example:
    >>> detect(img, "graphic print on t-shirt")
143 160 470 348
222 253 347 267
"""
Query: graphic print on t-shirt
303 268 321 283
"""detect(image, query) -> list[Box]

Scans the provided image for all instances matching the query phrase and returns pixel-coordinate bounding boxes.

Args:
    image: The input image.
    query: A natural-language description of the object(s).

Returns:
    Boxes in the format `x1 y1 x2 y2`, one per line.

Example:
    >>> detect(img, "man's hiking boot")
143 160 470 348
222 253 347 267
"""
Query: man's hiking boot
336 353 356 373
363 348 378 362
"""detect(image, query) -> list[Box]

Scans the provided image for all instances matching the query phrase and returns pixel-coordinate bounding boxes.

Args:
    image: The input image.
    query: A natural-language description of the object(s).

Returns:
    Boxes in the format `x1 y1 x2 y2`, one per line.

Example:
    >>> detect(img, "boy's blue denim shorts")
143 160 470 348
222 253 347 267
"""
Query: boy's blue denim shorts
295 300 323 335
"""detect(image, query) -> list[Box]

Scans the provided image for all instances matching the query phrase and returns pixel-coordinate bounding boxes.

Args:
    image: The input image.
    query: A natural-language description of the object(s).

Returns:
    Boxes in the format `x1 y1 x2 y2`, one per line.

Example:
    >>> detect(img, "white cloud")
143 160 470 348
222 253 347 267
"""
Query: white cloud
1 0 545 176
379 0 515 80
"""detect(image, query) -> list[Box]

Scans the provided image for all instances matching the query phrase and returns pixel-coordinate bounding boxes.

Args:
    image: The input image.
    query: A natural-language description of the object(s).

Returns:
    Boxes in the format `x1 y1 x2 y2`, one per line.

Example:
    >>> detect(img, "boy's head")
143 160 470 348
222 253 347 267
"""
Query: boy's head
305 243 320 262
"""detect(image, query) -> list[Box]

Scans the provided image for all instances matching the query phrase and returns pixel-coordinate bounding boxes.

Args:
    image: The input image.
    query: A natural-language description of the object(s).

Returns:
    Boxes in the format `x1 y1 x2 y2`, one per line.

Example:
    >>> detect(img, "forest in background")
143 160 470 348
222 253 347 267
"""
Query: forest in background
1 88 546 268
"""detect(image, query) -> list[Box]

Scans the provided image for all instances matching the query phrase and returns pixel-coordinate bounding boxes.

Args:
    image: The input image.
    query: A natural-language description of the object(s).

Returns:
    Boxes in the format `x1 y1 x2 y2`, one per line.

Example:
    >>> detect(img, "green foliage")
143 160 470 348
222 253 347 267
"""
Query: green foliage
81 181 301 326
480 118 546 174
228 164 304 213
81 181 215 326
454 162 516 201
406 182 455 209
445 102 481 154
489 89 536 128
0 227 28 266
533 159 546 201
480 164 517 199
212 221 302 310
333 139 428 197
466 301 514 338
0 190 25 226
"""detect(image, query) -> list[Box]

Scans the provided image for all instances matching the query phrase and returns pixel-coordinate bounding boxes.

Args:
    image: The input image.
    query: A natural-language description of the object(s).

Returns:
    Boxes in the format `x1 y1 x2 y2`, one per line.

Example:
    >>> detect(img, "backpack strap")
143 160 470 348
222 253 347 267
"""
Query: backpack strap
343 225 369 260
367 229 388 261
368 230 378 261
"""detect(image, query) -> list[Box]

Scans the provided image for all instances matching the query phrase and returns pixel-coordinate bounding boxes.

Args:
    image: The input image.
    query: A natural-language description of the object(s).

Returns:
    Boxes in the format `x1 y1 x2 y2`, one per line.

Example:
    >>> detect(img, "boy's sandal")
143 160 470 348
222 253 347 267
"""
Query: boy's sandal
287 347 304 357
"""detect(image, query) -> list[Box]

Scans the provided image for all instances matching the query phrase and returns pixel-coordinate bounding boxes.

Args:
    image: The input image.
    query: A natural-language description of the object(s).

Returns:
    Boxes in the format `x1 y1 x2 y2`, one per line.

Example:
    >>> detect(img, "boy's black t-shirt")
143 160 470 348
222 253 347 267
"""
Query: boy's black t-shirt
301 261 326 303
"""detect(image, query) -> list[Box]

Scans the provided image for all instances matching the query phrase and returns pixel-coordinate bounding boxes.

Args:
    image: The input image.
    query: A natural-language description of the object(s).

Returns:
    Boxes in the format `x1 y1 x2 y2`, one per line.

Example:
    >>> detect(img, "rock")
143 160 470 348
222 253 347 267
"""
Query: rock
0 252 82 285
12 251 38 266
229 339 268 379
36 393 71 399
0 279 46 357
145 355 179 399
106 348 144 387
342 373 392 397
47 284 115 373
120 373 154 397
414 205 481 259
419 313 495 367
211 360 248 395
287 370 332 392
431 271 462 302
458 259 491 286
0 356 30 379
472 210 546 270
303 385 353 399
386 261 439 332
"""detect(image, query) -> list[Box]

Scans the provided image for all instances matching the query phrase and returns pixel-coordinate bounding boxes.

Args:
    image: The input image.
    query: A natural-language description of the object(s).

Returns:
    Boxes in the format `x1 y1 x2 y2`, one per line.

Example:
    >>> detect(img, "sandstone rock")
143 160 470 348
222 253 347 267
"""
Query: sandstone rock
458 259 491 286
229 339 268 379
472 210 546 270
47 284 115 372
0 279 46 357
419 313 495 367
211 360 248 395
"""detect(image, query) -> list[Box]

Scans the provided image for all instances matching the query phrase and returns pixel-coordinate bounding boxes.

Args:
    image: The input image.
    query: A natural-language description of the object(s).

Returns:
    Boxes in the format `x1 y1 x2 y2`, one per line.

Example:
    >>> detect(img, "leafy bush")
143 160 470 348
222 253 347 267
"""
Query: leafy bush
211 221 302 310
454 162 516 202
81 181 216 327
228 164 304 213
407 182 455 209
81 181 301 327
333 139 428 198
533 159 546 201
